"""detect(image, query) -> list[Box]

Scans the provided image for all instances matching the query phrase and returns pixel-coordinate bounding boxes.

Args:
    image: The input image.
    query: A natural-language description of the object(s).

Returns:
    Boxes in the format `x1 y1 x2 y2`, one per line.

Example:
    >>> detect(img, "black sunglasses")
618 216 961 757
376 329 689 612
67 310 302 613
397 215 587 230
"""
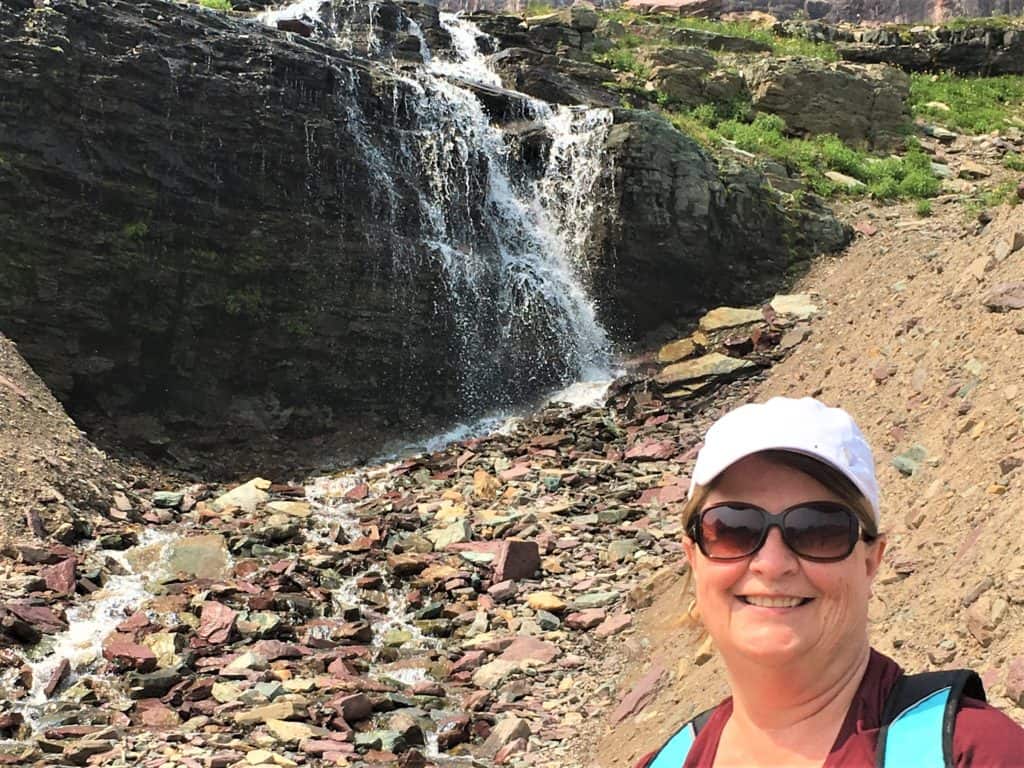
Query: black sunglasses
687 501 877 563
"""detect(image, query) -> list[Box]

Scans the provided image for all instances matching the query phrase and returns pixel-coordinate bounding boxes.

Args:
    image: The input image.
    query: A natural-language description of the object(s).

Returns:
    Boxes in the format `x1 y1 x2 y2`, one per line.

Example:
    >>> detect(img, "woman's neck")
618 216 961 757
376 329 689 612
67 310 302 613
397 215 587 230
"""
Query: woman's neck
718 642 872 764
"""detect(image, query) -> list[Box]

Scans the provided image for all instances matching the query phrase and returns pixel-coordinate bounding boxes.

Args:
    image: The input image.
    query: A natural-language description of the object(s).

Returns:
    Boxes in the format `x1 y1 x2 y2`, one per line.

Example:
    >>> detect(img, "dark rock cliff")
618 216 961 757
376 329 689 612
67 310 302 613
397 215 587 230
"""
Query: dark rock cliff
0 0 847 468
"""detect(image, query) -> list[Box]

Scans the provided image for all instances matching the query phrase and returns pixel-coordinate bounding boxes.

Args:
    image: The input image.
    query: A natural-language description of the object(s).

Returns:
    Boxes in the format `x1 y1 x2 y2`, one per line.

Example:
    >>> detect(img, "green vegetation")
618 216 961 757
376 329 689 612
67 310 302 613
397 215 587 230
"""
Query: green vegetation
670 110 940 200
911 72 1024 134
593 37 652 78
916 199 933 217
597 11 838 61
1005 152 1024 172
939 15 1023 31
523 1 555 17
121 221 149 240
197 0 232 10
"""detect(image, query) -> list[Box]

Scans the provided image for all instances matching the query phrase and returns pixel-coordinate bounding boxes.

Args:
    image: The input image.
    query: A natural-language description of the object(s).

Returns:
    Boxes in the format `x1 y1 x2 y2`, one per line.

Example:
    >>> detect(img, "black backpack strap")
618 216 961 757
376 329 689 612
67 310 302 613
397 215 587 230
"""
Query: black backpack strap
875 669 986 768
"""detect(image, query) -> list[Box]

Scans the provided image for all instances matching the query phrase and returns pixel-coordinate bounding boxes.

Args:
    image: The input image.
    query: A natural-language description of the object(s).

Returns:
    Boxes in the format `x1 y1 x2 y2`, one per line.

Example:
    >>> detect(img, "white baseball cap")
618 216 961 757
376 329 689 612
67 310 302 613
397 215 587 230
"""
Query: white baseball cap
688 397 880 525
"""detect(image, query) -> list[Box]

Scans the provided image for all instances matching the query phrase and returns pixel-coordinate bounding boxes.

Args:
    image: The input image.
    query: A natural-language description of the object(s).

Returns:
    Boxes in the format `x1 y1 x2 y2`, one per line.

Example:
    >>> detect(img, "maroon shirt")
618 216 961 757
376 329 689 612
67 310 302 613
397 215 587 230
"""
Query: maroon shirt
634 650 1024 767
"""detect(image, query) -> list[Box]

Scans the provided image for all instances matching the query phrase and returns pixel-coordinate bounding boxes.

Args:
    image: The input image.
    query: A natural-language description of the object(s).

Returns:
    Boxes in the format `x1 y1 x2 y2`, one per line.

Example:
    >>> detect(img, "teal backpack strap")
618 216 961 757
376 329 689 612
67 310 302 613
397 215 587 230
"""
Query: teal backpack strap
876 670 986 768
649 707 716 768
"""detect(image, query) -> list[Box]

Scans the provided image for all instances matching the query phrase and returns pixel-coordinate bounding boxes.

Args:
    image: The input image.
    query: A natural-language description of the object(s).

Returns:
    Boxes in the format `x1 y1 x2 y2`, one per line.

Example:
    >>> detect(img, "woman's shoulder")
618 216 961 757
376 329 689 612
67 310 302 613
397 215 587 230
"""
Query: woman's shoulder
953 696 1024 765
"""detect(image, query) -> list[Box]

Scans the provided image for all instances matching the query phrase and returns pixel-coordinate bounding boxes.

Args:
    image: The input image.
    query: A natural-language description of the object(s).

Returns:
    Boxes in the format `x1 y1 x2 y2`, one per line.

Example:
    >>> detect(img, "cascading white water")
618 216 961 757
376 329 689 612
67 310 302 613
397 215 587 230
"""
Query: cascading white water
261 3 615 425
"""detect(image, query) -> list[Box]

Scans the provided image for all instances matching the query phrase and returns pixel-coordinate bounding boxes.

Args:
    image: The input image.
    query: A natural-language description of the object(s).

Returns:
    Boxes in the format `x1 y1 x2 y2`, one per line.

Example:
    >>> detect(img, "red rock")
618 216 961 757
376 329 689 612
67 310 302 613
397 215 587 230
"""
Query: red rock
497 635 560 664
610 663 666 725
116 611 151 633
344 483 369 501
333 692 373 724
411 680 445 696
1007 657 1024 706
17 544 74 565
493 540 540 582
624 440 676 461
596 613 633 639
251 640 305 661
302 739 355 755
565 609 607 630
499 464 531 482
638 484 688 505
494 737 528 764
41 558 77 595
197 601 237 645
387 553 430 577
450 650 487 675
853 220 878 236
136 699 181 728
872 361 897 383
436 715 471 749
102 636 157 672
4 603 67 633
43 658 69 697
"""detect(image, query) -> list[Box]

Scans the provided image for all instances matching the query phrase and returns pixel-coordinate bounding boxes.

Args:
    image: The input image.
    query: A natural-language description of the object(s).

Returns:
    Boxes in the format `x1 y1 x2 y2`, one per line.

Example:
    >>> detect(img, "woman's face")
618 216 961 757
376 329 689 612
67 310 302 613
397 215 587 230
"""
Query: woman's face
682 453 885 671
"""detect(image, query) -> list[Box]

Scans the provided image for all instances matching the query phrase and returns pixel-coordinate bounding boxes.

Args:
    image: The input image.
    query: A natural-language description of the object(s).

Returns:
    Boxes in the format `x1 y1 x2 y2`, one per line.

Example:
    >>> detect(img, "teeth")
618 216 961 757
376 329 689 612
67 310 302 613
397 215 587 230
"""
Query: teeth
744 596 805 608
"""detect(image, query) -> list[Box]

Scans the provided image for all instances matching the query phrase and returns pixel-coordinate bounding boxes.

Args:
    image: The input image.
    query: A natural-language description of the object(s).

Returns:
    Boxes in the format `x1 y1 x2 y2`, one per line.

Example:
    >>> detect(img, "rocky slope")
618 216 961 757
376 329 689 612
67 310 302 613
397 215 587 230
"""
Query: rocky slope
594 139 1024 765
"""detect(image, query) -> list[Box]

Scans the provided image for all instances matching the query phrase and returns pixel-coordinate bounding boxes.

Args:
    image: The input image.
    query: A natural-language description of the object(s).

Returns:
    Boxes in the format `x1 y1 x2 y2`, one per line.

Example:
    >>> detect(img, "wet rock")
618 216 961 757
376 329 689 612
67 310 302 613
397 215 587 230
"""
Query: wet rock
41 557 77 595
211 478 271 513
152 491 183 509
164 534 230 580
102 636 157 672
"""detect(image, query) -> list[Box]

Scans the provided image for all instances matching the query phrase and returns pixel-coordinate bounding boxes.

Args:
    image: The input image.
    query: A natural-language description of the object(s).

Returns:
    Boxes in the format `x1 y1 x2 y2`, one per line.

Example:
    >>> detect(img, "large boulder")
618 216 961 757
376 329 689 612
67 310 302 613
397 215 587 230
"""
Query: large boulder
743 58 910 150
585 110 850 339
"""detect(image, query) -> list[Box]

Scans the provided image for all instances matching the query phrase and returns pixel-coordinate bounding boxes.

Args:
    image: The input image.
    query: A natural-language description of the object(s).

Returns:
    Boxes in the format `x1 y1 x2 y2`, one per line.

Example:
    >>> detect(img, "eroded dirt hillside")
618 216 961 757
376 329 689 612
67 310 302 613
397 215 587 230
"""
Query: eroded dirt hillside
594 174 1024 765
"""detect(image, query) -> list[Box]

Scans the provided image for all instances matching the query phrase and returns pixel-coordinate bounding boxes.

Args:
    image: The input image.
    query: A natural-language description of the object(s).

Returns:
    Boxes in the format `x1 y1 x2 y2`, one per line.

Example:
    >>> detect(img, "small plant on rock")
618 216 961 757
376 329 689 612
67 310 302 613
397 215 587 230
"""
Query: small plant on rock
916 199 933 217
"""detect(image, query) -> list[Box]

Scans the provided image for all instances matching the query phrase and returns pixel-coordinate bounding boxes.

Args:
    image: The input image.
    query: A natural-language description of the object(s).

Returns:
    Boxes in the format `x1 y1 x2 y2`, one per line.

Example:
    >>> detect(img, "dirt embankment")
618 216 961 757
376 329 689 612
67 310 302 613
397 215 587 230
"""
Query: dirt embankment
595 170 1024 764
0 334 128 555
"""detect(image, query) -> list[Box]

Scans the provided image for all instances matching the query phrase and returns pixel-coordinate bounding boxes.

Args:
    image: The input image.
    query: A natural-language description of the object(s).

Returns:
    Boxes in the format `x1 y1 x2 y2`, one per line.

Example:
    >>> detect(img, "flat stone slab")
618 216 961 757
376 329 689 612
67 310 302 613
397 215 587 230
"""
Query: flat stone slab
770 293 819 320
698 306 763 332
655 352 755 387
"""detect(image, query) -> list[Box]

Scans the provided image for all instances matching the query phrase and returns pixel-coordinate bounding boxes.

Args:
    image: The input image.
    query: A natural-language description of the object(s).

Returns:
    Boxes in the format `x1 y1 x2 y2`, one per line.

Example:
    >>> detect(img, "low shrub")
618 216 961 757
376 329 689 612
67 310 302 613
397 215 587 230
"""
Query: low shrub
911 72 1024 134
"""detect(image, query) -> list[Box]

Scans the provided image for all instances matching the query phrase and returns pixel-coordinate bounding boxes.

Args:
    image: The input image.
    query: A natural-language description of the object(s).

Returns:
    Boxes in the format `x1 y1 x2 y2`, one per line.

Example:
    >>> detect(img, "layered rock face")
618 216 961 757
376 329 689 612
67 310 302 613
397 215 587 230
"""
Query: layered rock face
0 0 845 463
634 0 1024 22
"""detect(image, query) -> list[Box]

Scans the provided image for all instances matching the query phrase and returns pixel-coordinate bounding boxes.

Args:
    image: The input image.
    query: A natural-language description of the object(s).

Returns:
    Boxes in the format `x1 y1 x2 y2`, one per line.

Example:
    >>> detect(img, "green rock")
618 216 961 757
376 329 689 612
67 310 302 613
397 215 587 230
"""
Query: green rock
164 534 230 580
892 445 928 476
383 629 413 648
573 591 620 610
597 508 630 525
536 610 561 630
607 539 638 563
152 491 183 509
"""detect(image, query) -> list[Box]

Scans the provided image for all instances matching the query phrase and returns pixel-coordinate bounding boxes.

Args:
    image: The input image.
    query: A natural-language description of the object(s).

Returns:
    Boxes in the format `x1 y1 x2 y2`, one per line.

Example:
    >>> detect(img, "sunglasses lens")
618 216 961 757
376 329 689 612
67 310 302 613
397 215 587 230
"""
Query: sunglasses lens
784 504 857 560
698 505 765 559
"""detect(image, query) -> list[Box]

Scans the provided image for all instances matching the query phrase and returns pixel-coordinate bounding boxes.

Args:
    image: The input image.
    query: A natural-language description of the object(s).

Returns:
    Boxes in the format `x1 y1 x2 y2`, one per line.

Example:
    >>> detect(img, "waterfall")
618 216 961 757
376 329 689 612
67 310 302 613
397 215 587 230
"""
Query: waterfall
261 2 614 431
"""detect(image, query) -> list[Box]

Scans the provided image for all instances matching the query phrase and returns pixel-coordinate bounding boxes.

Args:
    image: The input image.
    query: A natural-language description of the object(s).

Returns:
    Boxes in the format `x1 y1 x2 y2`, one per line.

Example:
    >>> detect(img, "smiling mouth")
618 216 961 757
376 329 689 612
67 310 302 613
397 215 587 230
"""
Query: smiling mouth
738 596 813 608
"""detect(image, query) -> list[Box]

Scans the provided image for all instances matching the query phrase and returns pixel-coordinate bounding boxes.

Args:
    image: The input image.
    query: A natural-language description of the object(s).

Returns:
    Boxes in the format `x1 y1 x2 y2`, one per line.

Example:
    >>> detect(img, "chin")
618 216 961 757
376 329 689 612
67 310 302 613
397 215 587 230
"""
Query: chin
732 630 808 666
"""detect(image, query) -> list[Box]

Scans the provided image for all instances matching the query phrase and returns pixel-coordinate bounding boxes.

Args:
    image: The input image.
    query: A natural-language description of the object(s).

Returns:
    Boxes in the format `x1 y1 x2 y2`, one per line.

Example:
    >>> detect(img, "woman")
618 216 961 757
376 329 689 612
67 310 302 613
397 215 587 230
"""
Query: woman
635 397 1024 767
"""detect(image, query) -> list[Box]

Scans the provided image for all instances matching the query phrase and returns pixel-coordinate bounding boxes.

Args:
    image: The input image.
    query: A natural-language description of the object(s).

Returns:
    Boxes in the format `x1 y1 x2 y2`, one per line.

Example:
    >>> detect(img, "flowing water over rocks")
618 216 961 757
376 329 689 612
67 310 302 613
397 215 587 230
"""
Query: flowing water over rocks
261 4 614 415
0 285 828 766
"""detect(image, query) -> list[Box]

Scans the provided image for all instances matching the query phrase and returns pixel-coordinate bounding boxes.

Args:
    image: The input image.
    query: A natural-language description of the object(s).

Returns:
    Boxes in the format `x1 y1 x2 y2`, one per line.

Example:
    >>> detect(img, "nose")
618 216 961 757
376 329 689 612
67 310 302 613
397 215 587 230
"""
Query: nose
748 527 799 577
